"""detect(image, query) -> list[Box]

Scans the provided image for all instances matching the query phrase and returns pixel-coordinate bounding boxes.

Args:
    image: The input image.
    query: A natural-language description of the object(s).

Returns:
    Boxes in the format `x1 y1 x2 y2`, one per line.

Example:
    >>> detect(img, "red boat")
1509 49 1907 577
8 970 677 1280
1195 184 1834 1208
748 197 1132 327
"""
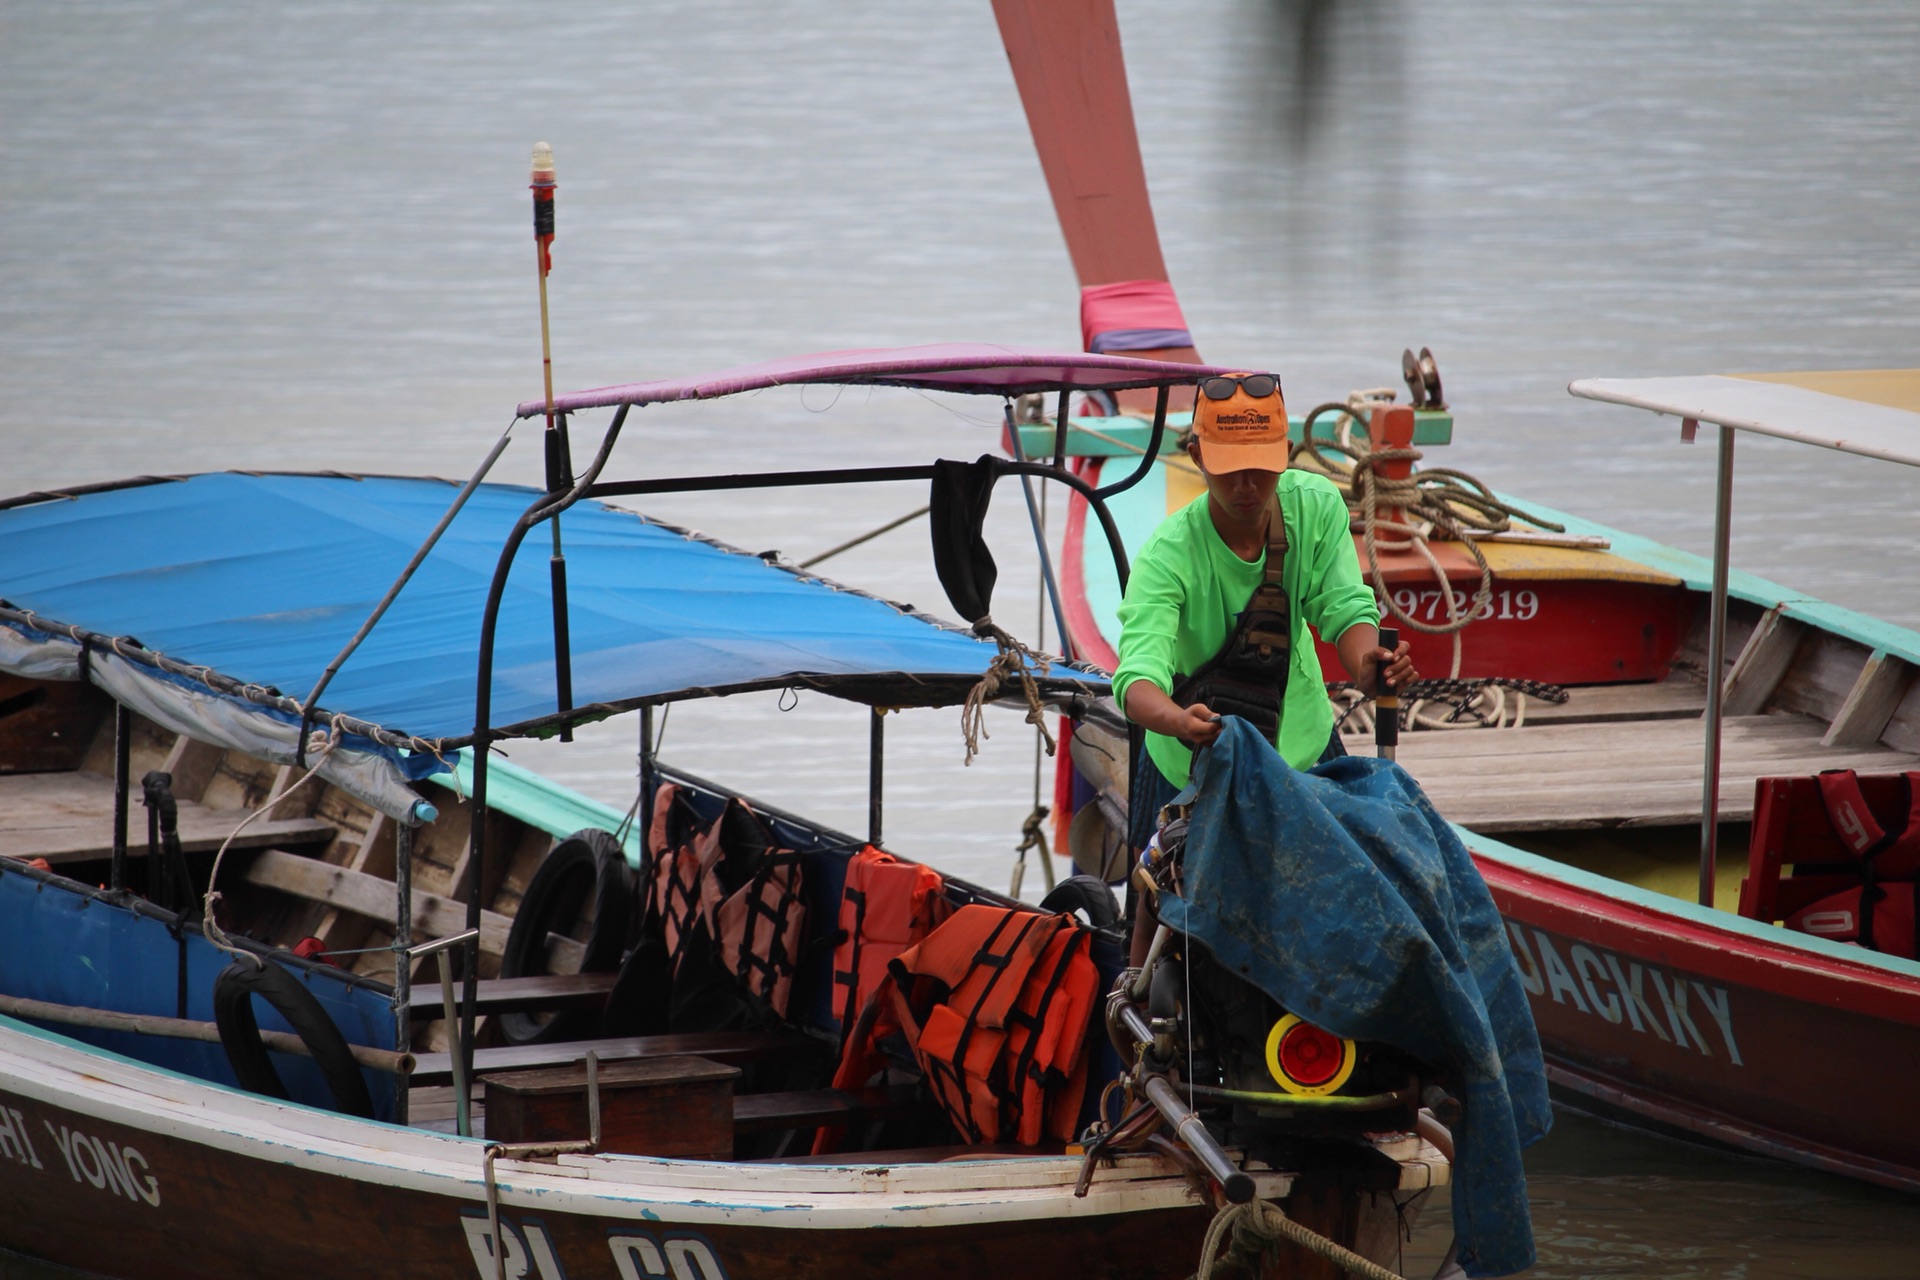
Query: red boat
1001 0 1920 1193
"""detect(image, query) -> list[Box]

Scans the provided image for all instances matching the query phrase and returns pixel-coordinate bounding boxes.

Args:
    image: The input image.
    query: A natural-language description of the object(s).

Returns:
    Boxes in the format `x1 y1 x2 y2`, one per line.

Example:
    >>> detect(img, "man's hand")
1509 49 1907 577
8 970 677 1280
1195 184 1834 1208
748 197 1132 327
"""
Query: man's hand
1121 680 1224 749
1174 701 1224 749
1338 624 1417 693
1363 641 1417 693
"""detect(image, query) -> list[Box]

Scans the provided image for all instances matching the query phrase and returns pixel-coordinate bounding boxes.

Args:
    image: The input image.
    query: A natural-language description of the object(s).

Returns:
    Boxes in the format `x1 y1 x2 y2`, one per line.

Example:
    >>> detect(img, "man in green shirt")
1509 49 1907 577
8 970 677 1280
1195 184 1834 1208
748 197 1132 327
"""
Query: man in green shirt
1115 373 1413 957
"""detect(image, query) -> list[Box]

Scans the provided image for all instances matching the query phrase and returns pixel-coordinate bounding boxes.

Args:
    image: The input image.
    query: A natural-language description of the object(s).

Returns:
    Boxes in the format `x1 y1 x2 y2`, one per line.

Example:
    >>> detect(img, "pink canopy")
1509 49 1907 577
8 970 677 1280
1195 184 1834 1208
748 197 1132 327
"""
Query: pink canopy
515 343 1244 418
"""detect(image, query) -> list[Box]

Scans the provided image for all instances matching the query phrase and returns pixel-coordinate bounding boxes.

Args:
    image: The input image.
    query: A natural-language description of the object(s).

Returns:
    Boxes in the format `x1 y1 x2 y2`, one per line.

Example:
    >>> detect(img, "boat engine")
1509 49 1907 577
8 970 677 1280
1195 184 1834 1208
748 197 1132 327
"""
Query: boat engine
1088 796 1433 1198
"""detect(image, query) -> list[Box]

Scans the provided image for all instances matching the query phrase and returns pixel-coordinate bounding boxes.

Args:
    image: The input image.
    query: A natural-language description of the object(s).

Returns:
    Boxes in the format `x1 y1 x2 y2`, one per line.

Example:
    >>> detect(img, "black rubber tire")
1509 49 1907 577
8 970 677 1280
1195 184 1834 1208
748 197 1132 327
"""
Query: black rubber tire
212 956 375 1118
499 829 634 1045
1040 875 1122 930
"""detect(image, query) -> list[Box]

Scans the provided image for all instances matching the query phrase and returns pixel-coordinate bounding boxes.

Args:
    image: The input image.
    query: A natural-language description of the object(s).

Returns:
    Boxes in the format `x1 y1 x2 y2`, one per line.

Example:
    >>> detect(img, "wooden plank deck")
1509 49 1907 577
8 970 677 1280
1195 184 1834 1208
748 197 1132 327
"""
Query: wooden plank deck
0 771 335 863
1501 679 1706 727
1396 708 1920 832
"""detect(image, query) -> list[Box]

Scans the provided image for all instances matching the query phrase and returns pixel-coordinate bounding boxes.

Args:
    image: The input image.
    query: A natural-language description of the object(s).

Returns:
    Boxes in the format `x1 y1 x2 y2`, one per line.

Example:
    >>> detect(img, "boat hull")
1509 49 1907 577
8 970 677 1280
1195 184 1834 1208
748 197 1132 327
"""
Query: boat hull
0 1018 1438 1280
1473 841 1920 1192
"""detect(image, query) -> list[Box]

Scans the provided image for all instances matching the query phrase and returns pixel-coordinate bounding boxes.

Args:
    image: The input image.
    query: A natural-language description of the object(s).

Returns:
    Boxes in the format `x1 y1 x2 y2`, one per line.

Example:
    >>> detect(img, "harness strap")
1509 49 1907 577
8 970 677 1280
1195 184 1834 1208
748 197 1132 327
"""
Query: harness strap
1817 770 1895 858
1171 501 1293 741
834 884 870 1026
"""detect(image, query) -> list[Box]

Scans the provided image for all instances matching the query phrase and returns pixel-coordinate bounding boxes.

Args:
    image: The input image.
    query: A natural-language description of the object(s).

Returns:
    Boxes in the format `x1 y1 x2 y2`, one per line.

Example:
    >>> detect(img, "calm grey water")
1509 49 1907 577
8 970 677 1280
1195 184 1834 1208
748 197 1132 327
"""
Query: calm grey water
4 2 1918 1275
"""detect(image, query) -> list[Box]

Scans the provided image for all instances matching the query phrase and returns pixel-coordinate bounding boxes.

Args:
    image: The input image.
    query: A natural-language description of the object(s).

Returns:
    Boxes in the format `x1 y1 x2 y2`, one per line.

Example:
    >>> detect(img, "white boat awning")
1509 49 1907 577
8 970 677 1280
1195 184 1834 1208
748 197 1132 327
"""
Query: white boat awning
1569 369 1920 469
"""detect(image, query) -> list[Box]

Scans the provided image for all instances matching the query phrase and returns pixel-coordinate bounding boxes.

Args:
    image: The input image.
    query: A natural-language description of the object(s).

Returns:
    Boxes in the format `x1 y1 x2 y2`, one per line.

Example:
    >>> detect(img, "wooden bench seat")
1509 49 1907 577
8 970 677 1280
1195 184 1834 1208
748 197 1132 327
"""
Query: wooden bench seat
407 972 616 1021
409 1029 809 1088
732 1085 926 1136
410 1080 934 1145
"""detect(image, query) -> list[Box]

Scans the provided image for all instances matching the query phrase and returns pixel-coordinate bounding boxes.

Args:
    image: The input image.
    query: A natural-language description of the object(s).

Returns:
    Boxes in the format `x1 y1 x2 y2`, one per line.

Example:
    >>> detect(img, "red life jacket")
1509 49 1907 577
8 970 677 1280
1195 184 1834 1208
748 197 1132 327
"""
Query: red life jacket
645 783 808 1016
831 846 947 1032
1784 770 1920 958
830 904 1098 1149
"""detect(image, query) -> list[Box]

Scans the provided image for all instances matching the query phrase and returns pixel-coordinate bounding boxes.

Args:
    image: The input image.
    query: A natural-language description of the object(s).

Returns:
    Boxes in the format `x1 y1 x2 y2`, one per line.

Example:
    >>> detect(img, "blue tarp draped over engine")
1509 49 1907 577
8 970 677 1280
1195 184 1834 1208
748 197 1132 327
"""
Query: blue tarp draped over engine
0 473 1103 752
1154 720 1550 1279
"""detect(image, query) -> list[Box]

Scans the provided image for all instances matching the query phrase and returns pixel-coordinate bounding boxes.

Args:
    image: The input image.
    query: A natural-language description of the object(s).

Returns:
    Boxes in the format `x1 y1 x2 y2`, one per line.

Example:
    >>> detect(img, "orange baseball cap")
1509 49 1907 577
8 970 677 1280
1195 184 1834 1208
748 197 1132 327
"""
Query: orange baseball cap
1191 373 1289 473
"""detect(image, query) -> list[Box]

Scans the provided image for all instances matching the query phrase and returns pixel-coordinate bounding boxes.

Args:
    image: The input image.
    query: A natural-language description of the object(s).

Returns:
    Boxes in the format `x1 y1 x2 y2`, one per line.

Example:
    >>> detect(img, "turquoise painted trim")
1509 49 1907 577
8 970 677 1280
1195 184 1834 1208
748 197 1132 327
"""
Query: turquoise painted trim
1081 462 1166 655
1497 493 1920 667
1016 409 1452 459
431 750 644 868
1458 823 1920 982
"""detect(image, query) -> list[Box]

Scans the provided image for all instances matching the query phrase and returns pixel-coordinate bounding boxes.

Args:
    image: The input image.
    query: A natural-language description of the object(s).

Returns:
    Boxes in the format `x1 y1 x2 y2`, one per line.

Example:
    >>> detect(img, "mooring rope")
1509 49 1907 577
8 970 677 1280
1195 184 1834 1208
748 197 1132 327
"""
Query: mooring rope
960 617 1055 766
1192 1198 1406 1280
1297 397 1566 677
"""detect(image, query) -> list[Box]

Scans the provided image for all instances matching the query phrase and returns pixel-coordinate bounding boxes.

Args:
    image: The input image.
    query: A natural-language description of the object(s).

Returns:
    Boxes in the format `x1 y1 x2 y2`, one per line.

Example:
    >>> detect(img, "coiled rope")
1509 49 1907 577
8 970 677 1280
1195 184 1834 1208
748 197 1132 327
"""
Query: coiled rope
1330 676 1569 735
1192 1197 1406 1280
1296 397 1566 677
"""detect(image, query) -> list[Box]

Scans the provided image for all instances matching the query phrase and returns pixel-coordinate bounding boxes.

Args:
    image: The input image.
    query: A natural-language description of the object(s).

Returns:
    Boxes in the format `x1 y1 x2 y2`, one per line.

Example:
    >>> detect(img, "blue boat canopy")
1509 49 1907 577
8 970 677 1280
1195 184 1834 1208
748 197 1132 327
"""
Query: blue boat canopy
0 472 1106 820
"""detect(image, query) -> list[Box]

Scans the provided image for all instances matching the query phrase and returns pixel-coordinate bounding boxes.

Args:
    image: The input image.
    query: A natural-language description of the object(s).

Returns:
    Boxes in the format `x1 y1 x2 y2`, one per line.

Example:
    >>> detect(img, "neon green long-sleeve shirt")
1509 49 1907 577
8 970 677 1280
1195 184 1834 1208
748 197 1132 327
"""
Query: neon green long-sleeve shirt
1113 470 1379 787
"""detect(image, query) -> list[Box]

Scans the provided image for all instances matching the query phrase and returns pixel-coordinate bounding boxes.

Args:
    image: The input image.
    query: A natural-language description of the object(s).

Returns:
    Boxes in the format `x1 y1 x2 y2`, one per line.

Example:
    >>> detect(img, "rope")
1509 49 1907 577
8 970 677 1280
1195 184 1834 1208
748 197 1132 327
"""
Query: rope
1295 398 1567 674
1192 1198 1406 1280
200 719 347 962
960 618 1055 766
1009 803 1052 898
1330 677 1568 735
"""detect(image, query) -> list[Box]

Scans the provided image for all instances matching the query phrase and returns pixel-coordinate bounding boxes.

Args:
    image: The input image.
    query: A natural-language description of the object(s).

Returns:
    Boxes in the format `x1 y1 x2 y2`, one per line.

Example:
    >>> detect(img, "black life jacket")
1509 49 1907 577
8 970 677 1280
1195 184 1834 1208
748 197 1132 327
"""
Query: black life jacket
1171 502 1292 742
1785 769 1920 958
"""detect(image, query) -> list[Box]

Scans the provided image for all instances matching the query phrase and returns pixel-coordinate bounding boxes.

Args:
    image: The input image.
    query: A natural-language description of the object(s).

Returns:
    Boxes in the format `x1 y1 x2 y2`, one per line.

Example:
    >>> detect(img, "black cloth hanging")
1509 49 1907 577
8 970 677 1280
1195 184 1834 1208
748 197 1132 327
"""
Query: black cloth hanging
928 456 1005 625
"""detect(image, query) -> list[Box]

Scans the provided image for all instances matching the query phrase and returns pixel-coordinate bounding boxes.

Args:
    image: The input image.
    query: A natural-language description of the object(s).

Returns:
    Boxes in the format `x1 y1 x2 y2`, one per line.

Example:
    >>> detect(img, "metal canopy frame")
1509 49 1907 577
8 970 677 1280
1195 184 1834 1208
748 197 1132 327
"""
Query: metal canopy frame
1569 374 1920 908
455 370 1194 1081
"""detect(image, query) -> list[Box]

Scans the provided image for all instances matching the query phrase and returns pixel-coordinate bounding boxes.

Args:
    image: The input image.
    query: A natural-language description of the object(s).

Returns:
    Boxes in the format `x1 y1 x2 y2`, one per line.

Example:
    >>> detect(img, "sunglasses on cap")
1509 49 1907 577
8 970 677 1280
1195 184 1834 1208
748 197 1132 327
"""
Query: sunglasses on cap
1199 374 1281 401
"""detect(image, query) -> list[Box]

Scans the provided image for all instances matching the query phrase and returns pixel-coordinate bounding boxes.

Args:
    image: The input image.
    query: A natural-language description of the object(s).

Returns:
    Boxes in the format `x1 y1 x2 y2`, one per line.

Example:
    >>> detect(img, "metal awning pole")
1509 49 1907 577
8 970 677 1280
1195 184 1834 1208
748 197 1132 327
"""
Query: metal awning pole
391 818 414 1127
1699 422 1736 908
110 702 130 891
1003 405 1075 662
409 929 481 1138
638 703 655 847
869 706 884 847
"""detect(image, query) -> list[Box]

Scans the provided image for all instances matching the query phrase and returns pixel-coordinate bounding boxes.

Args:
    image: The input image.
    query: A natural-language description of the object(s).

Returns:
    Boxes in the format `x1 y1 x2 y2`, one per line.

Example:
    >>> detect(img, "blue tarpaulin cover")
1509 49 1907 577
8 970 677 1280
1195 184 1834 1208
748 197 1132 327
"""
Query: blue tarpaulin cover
1155 720 1550 1278
0 473 1102 749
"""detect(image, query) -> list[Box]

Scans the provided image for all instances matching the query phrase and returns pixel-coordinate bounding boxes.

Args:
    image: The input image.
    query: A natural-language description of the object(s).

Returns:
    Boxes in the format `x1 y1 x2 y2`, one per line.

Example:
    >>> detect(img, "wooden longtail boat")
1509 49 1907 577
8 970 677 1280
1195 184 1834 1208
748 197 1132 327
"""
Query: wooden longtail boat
997 0 1920 1197
0 350 1457 1280
993 0 1920 1197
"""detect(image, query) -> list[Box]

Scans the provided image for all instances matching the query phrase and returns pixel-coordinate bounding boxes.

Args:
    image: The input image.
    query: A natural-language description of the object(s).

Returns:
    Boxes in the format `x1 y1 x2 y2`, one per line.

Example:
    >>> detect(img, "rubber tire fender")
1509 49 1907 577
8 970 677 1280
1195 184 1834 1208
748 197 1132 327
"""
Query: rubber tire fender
1040 874 1122 931
499 828 635 1045
212 956 375 1118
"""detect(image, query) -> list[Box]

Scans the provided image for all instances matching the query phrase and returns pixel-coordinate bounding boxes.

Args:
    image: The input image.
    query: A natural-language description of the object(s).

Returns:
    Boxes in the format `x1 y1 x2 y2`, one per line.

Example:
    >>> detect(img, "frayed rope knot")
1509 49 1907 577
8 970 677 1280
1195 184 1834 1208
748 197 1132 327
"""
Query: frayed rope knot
960 617 1055 767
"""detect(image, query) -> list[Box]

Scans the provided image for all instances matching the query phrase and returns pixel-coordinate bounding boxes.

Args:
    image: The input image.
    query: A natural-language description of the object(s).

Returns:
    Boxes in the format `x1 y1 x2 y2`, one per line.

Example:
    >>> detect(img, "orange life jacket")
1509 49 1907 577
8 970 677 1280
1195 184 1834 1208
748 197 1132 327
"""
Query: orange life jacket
1787 770 1920 957
831 845 947 1032
646 783 808 1016
717 845 807 1016
647 783 722 967
830 904 1098 1149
